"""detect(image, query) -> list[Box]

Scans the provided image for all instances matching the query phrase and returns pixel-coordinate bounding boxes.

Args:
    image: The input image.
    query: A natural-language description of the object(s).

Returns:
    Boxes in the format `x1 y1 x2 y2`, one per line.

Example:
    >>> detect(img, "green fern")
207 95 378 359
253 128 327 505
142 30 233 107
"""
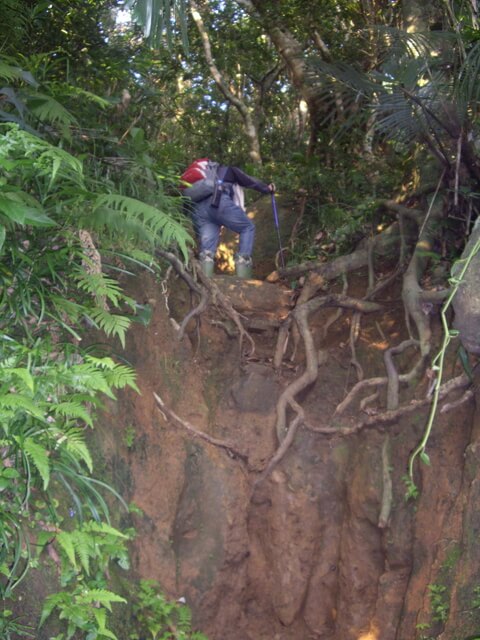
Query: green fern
0 393 45 420
54 521 130 580
74 269 127 308
93 194 192 260
53 402 94 428
87 308 131 348
22 437 50 490
76 588 127 609
40 586 125 638
84 358 140 393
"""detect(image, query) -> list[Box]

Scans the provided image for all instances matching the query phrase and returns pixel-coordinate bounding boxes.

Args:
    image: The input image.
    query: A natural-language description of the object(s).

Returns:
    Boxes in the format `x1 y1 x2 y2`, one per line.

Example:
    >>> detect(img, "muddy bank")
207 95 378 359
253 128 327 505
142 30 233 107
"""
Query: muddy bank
93 262 480 640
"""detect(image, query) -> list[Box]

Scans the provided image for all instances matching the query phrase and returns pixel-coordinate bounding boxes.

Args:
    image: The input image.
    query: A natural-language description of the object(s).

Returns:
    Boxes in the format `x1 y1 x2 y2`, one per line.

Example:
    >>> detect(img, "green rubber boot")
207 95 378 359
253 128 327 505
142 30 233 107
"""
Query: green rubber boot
235 254 253 279
199 251 215 277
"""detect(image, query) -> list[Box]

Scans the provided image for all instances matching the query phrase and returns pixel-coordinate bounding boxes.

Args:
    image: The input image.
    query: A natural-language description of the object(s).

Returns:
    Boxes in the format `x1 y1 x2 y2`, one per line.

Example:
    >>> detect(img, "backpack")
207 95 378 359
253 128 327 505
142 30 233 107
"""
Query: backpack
181 159 220 202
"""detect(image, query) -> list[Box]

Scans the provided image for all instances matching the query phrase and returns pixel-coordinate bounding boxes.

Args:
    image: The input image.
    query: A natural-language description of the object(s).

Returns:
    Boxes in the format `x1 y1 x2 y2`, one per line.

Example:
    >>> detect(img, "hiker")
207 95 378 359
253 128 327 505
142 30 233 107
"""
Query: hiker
181 159 275 278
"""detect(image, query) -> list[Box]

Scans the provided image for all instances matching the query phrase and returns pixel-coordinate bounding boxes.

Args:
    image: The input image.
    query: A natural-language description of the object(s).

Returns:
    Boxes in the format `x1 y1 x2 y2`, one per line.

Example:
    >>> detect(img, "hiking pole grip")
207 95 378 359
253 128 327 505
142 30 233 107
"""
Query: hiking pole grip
271 193 285 269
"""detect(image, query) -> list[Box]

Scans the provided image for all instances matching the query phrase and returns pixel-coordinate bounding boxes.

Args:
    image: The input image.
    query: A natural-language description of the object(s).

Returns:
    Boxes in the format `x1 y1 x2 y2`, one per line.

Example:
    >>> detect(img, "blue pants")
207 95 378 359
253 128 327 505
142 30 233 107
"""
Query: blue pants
192 193 255 256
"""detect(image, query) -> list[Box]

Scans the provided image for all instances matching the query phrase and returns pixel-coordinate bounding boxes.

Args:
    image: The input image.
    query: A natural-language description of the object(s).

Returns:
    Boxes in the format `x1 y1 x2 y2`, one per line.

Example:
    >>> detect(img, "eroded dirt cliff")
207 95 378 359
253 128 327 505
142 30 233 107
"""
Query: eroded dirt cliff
94 262 480 640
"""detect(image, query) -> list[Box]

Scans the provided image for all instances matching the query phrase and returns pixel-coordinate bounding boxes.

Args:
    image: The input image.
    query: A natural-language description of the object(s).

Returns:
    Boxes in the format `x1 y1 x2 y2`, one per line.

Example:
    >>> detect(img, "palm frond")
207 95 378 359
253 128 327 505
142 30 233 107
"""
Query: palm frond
456 40 480 115
0 59 38 87
128 0 189 50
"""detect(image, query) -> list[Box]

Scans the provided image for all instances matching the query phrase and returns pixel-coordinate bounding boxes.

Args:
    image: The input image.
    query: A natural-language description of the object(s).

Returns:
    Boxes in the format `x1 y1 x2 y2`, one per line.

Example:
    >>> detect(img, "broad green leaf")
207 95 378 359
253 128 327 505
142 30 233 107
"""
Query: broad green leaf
420 450 431 466
1 467 20 479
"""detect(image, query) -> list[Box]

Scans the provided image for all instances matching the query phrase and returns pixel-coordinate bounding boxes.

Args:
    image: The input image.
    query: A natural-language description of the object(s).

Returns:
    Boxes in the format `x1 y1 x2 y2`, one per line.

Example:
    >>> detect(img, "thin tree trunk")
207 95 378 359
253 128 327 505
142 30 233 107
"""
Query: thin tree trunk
190 0 262 165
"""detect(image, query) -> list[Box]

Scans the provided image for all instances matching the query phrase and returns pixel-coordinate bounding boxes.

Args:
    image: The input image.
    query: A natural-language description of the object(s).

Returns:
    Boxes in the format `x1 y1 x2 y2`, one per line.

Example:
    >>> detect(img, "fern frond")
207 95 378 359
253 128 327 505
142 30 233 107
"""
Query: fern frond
85 520 129 538
84 357 139 392
76 588 126 610
22 437 50 489
73 530 93 575
54 402 93 427
67 364 115 399
177 604 192 631
39 592 67 627
0 393 45 419
0 59 36 85
84 355 116 369
93 608 118 640
53 84 111 109
63 433 93 473
4 368 34 392
87 308 131 348
56 531 77 570
105 364 140 393
93 194 193 260
50 295 84 325
74 270 124 308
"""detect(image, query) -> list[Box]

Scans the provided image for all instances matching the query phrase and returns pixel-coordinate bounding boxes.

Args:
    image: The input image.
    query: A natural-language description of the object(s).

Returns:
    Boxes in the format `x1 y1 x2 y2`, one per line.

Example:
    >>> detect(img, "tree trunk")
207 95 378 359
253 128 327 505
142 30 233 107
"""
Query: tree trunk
190 0 263 165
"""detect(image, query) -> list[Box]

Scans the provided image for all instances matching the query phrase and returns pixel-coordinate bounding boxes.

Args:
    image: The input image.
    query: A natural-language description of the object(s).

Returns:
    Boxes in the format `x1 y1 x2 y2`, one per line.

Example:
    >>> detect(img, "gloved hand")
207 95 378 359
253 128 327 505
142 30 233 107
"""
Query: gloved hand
268 183 276 193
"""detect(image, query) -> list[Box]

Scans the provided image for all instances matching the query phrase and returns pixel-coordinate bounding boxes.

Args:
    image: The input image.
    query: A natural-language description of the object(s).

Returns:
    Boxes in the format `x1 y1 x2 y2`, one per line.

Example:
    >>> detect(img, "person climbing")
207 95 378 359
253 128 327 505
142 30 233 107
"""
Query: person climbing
180 159 275 278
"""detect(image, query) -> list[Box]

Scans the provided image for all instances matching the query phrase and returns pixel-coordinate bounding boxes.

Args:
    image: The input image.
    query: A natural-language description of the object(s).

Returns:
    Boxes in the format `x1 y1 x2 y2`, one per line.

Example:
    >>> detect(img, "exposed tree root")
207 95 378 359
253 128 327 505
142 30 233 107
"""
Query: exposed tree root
335 351 425 417
275 271 326 365
156 250 208 341
386 195 446 358
384 339 420 410
349 312 364 382
255 294 382 488
156 250 255 356
195 263 256 356
378 435 392 529
153 392 250 464
254 399 304 488
320 373 471 435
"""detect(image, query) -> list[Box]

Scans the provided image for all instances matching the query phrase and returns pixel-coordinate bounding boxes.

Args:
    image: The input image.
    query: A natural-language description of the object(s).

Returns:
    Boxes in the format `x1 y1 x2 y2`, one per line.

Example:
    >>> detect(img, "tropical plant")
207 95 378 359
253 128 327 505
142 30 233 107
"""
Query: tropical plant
0 607 34 639
129 579 209 640
0 52 194 636
40 585 127 640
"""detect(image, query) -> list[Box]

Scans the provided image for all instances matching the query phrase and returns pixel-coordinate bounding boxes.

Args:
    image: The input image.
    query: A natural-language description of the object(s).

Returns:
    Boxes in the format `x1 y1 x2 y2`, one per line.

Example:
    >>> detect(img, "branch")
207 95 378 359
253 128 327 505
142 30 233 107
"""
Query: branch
335 350 424 416
278 221 402 279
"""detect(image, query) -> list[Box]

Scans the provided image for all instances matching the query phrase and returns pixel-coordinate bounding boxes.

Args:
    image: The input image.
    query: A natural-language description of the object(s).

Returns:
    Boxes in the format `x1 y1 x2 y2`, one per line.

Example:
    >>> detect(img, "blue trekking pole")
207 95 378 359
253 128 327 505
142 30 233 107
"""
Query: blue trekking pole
271 192 285 269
